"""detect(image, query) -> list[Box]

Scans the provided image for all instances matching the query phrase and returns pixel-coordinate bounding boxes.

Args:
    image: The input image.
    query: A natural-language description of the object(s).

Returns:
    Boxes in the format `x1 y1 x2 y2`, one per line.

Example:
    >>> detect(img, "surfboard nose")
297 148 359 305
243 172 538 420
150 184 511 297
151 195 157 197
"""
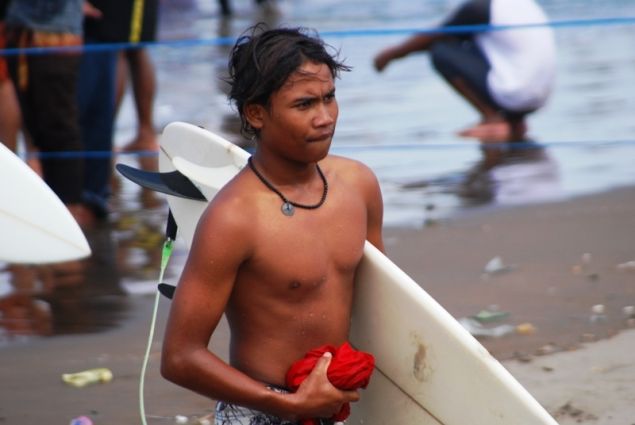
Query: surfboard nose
0 143 92 264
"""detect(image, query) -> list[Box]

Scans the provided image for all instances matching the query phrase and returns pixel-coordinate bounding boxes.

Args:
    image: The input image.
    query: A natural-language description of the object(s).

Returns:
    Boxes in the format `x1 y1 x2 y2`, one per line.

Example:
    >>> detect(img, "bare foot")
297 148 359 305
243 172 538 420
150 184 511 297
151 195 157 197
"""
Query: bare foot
458 119 527 142
458 121 514 142
120 128 158 153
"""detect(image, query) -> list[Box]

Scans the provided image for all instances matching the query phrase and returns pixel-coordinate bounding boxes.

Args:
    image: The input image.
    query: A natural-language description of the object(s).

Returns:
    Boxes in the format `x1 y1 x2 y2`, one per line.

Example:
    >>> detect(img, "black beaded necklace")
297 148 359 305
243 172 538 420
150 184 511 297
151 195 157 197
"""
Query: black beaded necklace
247 157 328 216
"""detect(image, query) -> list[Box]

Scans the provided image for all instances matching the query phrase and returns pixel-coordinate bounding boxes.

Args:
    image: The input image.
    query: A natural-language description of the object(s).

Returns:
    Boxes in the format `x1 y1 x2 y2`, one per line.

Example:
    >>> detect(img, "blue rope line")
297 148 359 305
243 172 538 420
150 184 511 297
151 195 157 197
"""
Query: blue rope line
19 139 635 160
1 16 634 57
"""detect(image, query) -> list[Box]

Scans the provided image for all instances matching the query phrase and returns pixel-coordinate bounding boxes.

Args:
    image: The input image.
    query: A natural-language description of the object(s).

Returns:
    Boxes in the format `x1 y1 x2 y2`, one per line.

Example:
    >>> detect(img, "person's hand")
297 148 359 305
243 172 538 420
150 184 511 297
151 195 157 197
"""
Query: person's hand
289 352 360 420
83 2 103 19
373 49 395 72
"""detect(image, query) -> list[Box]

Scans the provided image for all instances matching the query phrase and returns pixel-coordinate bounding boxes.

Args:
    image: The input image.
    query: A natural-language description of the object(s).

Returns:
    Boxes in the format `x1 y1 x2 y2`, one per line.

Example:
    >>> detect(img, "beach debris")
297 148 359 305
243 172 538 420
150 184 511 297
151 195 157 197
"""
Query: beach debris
581 333 597 343
458 317 514 338
515 322 537 335
69 416 93 425
589 304 607 323
471 304 510 323
571 253 598 279
175 415 189 424
591 304 605 314
535 343 559 356
616 260 635 272
512 351 533 363
62 368 113 388
553 402 598 422
482 256 515 277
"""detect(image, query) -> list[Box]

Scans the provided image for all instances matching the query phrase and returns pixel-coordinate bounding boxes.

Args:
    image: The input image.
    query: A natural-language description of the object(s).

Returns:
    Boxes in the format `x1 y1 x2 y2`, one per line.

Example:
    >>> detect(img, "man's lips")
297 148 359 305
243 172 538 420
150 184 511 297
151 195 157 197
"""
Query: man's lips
307 132 333 142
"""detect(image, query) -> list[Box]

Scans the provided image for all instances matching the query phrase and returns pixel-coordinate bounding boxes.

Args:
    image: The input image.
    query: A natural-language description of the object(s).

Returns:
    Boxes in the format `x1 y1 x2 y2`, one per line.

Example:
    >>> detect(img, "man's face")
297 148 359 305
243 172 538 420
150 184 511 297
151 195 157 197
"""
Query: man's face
254 61 338 163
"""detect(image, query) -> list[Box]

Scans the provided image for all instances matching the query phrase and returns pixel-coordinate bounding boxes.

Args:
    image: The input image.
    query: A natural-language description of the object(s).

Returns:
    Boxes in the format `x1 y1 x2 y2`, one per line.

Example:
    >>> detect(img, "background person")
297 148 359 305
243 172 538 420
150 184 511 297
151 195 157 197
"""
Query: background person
114 0 160 153
374 0 556 141
4 0 93 225
79 0 160 220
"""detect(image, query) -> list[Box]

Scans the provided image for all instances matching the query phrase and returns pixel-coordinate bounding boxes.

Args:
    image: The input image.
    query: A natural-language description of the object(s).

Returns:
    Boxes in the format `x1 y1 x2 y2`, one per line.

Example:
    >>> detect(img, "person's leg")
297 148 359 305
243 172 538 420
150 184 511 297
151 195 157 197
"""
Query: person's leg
121 48 158 152
0 24 21 151
114 50 128 113
27 52 94 225
0 79 20 151
430 39 528 140
218 0 232 16
78 41 118 219
430 38 502 122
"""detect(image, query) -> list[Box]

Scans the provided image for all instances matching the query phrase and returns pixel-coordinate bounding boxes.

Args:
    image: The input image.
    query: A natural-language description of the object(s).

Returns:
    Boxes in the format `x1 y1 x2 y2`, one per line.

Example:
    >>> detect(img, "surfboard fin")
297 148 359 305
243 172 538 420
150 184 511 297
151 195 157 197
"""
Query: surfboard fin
115 164 206 201
158 282 176 299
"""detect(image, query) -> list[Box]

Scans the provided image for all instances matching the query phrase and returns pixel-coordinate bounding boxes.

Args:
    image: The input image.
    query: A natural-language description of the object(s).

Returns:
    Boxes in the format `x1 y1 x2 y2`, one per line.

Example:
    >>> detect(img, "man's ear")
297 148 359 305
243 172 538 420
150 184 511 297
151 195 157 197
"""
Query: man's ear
244 103 265 131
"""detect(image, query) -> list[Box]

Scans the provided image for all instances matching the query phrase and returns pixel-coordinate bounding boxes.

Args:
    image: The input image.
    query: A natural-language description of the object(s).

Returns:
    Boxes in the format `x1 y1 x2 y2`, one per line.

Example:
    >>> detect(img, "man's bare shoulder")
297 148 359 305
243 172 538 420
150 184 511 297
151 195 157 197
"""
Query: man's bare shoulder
323 155 380 192
323 154 376 181
194 169 260 238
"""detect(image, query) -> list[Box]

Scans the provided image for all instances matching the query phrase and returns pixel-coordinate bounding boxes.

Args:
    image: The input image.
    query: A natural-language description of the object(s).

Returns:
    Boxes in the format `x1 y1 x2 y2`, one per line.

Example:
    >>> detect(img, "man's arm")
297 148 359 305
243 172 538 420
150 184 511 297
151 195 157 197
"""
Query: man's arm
373 32 443 72
374 0 489 72
160 193 358 420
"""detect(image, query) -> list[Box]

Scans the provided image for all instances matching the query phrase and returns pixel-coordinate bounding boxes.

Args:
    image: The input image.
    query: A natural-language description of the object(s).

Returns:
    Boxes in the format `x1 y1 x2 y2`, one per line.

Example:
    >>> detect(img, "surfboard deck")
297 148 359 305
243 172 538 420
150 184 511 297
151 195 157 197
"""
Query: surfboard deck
156 122 558 425
0 143 91 263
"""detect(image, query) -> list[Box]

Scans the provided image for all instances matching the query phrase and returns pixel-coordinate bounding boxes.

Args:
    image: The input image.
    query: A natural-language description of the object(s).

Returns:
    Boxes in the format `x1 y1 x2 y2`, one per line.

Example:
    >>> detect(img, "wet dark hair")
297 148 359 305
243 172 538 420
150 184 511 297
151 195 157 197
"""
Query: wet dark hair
227 24 351 138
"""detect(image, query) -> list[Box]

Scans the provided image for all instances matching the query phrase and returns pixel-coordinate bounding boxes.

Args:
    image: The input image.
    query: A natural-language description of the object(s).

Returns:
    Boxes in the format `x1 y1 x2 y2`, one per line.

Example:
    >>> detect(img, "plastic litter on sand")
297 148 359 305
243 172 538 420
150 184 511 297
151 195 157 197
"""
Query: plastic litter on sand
69 416 93 425
62 368 113 388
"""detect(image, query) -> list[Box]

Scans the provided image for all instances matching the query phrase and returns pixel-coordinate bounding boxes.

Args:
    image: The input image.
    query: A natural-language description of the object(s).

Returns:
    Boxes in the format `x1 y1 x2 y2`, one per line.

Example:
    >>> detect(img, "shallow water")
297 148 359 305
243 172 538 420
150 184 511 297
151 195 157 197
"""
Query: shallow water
121 0 635 227
2 0 634 346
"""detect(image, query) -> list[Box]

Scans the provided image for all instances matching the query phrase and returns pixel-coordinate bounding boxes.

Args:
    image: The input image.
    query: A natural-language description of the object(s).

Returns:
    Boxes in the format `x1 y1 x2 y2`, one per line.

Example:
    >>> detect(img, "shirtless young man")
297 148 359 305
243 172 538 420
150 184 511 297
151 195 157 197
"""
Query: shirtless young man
160 26 384 424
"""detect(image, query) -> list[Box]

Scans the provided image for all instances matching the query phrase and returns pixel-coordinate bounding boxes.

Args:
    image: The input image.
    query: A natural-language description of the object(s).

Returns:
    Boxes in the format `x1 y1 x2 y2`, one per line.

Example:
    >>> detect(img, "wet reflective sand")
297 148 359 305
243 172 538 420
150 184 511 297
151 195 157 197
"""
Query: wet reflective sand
1 0 634 413
1 1 635 424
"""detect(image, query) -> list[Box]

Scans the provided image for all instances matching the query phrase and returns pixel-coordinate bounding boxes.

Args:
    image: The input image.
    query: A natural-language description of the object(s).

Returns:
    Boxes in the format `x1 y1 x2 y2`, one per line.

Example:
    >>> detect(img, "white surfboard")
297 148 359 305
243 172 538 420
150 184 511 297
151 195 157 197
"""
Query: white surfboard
0 143 91 263
158 122 558 425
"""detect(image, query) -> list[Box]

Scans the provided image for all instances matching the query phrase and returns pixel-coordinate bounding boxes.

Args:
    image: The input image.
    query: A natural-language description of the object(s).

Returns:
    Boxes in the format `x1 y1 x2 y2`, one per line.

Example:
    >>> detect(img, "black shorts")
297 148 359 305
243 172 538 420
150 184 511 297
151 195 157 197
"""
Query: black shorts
430 38 530 119
84 0 158 42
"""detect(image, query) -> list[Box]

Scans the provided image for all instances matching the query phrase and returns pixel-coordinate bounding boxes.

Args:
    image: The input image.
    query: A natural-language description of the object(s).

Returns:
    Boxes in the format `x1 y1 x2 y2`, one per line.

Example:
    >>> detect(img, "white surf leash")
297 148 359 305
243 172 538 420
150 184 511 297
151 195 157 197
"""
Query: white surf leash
139 235 174 425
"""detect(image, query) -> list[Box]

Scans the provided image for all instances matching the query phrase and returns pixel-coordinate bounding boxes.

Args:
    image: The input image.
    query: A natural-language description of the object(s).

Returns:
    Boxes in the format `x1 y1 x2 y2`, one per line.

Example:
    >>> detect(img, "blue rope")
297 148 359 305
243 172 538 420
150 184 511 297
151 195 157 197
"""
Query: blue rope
18 139 635 160
1 16 634 56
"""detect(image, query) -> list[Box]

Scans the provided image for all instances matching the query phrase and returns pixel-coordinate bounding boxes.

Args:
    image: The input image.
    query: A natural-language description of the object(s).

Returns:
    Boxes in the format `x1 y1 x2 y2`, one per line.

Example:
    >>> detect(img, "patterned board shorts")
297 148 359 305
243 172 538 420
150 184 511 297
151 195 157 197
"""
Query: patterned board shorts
214 386 342 425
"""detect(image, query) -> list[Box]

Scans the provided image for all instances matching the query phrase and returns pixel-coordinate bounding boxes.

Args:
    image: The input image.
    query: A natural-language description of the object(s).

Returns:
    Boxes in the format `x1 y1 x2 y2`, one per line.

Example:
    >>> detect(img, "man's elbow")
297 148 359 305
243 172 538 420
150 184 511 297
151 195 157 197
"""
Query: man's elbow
160 349 187 384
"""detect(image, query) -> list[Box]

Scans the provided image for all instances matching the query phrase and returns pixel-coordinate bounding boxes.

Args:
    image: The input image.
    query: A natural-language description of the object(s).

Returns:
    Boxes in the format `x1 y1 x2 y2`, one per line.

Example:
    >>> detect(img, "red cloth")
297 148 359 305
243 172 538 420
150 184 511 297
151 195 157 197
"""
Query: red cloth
285 342 375 425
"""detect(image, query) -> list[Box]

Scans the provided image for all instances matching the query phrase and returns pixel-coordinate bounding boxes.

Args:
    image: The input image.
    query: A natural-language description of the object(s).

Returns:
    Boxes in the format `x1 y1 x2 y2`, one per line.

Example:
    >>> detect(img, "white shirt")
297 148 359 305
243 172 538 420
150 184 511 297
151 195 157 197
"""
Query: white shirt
476 0 557 111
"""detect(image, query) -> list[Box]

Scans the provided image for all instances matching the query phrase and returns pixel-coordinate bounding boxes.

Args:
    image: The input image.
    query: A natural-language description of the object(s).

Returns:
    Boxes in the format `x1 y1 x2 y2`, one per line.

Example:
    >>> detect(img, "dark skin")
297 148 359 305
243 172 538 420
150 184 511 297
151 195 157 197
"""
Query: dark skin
161 61 384 421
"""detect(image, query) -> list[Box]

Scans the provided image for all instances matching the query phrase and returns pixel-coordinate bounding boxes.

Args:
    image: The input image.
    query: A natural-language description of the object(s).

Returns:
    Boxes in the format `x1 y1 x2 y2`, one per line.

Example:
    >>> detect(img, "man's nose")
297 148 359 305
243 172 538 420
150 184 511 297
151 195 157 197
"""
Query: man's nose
314 103 336 127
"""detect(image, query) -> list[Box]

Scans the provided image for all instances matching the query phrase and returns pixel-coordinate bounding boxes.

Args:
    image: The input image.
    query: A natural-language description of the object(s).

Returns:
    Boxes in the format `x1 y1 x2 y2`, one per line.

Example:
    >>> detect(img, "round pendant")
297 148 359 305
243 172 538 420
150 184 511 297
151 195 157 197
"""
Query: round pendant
281 202 295 216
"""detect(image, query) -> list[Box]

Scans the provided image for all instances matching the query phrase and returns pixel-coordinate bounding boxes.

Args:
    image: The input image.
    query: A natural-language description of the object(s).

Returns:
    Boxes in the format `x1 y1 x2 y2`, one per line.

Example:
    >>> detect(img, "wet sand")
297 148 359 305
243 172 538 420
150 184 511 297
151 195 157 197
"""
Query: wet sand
1 186 634 424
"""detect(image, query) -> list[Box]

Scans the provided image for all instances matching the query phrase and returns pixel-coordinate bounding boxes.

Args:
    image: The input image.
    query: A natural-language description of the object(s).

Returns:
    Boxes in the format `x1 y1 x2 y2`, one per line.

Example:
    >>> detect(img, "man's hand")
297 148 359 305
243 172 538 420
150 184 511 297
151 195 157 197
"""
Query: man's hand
289 352 360 420
83 2 103 19
374 48 399 72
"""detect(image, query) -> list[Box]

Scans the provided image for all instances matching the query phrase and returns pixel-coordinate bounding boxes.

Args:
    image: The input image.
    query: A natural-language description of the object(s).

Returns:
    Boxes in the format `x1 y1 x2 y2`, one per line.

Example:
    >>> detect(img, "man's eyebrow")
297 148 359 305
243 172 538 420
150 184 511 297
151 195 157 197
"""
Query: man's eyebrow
294 87 336 100
292 95 319 104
